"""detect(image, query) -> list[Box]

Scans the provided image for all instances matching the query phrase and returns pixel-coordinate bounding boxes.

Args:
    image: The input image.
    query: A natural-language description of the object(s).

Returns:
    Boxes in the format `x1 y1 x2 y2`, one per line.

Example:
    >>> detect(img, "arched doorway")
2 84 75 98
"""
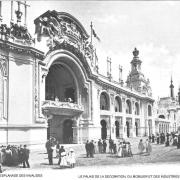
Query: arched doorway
135 122 138 136
126 121 130 137
115 121 120 138
101 120 107 140
63 119 73 144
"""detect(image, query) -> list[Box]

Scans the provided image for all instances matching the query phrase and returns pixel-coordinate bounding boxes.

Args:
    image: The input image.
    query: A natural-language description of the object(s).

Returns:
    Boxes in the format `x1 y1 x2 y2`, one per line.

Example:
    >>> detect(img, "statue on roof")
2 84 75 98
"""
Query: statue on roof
133 47 139 57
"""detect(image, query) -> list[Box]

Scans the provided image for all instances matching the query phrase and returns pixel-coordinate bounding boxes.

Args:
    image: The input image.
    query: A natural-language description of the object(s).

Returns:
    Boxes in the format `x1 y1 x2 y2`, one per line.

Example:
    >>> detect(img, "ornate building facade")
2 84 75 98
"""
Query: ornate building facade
0 3 154 145
155 78 180 134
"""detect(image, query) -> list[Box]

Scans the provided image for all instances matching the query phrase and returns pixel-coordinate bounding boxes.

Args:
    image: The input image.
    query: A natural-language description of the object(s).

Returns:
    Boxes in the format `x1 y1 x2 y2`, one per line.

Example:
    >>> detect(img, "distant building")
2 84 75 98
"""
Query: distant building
0 2 154 146
155 78 180 134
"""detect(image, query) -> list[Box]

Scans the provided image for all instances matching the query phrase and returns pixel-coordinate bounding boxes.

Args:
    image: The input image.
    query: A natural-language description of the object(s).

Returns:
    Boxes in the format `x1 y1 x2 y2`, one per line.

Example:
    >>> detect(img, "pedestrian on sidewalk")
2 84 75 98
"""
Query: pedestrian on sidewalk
177 134 180 149
117 142 123 158
145 139 152 155
138 139 145 154
60 152 67 169
89 140 95 158
127 142 133 157
56 141 60 158
68 148 76 168
103 139 107 153
156 134 160 144
152 134 155 143
58 146 65 165
47 144 53 165
85 140 90 158
98 139 103 153
22 145 30 168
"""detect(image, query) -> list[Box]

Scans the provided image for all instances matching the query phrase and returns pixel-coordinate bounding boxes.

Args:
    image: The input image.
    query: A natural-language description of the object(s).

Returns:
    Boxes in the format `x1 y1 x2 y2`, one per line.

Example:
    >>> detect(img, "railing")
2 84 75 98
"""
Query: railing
42 100 83 110
41 100 84 116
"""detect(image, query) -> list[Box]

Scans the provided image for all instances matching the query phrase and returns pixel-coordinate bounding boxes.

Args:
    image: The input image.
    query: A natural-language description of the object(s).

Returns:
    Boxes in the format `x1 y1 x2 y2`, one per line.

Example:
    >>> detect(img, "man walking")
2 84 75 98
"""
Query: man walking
22 145 30 168
47 145 53 165
103 139 107 153
98 139 103 153
89 140 95 158
85 140 90 157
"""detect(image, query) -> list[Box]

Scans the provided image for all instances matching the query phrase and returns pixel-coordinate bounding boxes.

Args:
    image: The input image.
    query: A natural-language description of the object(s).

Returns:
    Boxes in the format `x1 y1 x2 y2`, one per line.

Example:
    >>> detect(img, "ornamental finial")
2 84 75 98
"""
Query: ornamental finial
133 47 139 57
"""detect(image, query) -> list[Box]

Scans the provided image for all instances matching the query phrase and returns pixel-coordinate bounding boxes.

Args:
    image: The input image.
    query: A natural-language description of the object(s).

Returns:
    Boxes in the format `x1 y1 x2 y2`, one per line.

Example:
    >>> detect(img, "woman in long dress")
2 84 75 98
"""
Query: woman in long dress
138 139 144 154
122 141 127 157
60 152 67 168
117 142 123 157
68 148 76 168
145 139 152 155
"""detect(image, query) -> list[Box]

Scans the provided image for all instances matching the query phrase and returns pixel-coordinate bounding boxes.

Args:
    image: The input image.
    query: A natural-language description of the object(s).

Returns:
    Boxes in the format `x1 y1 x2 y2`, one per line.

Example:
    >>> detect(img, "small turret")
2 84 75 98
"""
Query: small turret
170 76 174 100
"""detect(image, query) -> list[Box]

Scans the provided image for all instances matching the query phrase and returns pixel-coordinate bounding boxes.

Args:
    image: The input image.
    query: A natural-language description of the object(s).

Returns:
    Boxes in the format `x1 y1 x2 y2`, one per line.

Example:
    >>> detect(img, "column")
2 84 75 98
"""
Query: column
0 1 2 22
111 115 116 139
10 1 13 23
119 117 123 138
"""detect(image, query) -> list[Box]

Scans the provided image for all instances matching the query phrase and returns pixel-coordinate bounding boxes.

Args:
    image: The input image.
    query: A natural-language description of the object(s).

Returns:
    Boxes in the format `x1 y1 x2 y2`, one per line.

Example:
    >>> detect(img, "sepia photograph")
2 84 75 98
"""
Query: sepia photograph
0 0 180 179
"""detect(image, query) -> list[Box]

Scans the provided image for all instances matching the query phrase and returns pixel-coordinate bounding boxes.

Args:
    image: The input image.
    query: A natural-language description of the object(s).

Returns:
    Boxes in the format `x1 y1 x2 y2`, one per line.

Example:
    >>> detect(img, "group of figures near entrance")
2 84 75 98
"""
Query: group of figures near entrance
45 138 76 169
85 139 133 158
0 144 30 173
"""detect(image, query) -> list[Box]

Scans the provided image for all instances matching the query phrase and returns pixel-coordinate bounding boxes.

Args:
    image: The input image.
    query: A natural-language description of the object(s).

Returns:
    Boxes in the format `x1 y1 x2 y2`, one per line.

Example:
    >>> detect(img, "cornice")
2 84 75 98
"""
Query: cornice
95 77 154 102
0 39 44 60
0 124 47 129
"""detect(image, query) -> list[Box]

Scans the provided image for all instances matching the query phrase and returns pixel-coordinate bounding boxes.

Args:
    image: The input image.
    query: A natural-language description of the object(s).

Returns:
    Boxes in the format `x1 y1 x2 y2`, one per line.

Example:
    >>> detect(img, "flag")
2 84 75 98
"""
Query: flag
92 29 101 42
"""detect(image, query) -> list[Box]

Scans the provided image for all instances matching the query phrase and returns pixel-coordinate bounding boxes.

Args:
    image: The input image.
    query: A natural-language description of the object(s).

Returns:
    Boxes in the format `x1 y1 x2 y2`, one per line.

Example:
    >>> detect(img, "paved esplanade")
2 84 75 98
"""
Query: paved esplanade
2 137 180 171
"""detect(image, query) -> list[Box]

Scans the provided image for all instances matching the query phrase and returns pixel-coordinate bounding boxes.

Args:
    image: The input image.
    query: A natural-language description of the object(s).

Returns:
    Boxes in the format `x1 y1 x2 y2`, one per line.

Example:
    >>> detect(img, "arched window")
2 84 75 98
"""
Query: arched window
115 97 122 112
135 102 139 115
148 105 152 116
100 92 109 110
159 115 165 119
126 100 132 114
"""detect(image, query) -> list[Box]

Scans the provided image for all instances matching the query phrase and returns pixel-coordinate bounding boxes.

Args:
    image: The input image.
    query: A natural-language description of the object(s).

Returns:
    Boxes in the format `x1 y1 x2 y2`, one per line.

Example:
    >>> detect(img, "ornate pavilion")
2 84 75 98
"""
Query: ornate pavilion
0 2 154 145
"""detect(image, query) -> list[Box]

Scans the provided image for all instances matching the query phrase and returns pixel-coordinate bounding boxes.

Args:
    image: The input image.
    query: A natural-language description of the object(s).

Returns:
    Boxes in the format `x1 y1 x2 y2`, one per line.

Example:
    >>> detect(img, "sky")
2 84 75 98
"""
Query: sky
2 1 180 100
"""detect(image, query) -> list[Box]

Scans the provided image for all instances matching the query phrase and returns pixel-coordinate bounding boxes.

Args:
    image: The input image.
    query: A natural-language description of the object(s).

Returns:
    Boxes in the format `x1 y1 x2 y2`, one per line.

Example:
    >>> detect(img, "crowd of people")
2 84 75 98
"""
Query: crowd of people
45 138 76 169
85 139 133 158
1 132 180 172
0 144 30 173
148 132 180 148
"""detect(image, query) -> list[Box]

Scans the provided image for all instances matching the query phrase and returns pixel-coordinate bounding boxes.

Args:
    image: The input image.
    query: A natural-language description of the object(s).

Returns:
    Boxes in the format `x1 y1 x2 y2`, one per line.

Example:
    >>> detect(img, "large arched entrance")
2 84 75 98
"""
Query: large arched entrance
45 63 77 102
43 55 88 143
63 119 73 144
101 120 107 140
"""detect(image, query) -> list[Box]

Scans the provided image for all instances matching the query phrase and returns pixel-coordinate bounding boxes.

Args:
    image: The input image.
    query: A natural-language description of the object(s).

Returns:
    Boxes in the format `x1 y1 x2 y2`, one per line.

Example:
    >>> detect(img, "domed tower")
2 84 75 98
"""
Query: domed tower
126 48 152 96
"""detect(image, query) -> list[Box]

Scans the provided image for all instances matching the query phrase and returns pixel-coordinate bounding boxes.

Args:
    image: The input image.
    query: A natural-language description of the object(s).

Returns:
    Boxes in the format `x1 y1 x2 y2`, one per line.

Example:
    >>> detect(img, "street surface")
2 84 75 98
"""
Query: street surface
2 137 180 172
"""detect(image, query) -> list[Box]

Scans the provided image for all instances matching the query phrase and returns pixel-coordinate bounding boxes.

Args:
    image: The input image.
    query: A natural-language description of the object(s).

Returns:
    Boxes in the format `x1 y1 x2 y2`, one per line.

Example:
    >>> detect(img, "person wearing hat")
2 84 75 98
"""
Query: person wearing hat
68 148 76 168
22 145 30 168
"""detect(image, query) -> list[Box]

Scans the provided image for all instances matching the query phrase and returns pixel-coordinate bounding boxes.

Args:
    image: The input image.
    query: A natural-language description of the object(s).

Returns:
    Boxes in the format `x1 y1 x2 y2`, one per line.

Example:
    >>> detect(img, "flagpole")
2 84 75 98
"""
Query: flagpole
90 21 93 45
